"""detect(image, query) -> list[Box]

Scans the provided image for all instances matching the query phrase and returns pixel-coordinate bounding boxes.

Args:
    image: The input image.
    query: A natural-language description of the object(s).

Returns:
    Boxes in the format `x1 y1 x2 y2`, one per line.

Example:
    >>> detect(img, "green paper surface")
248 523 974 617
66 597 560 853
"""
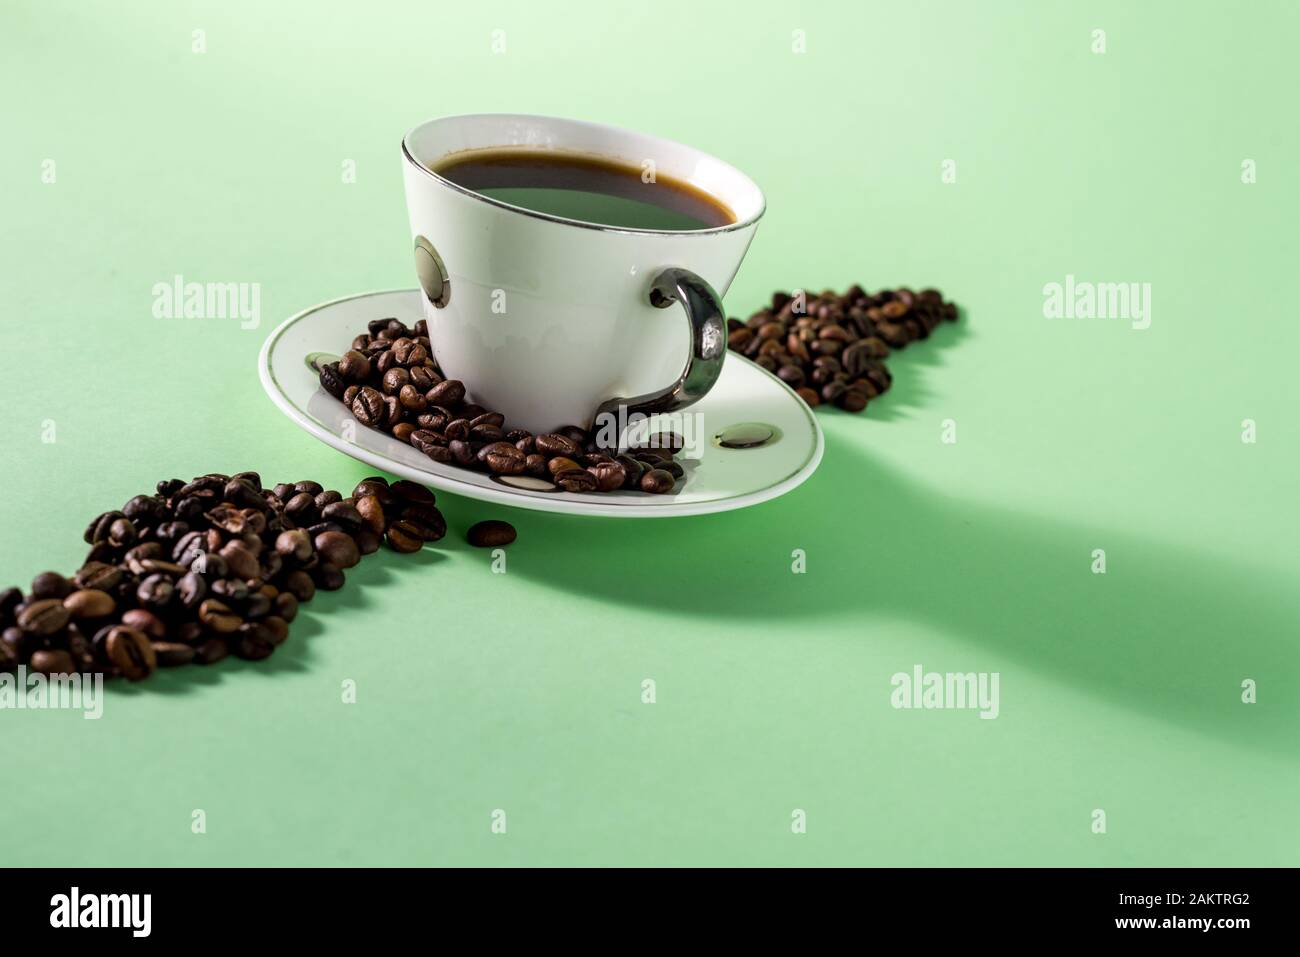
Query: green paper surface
2 0 1297 866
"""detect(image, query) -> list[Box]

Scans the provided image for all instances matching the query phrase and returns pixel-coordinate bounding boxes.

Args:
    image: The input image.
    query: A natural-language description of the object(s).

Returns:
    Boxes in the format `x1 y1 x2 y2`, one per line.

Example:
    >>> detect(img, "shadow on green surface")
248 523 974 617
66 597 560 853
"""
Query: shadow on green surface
113 546 447 697
501 347 1299 756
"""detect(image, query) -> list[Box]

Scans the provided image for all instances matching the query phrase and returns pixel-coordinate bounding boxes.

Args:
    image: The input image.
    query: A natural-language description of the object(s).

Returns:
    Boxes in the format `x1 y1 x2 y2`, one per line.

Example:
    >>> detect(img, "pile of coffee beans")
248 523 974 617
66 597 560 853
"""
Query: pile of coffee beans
318 317 685 494
0 472 446 680
727 286 959 412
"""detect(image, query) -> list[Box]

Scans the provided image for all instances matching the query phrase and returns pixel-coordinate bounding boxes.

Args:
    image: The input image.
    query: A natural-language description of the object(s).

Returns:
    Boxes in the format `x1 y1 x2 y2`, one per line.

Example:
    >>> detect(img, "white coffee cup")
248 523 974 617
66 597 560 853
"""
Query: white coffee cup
401 114 765 437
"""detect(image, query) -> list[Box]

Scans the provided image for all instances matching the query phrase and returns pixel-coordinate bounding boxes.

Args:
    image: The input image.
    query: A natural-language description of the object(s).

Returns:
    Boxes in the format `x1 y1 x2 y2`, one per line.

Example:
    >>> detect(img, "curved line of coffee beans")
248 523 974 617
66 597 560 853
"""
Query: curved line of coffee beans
0 472 468 681
728 286 960 411
317 317 685 496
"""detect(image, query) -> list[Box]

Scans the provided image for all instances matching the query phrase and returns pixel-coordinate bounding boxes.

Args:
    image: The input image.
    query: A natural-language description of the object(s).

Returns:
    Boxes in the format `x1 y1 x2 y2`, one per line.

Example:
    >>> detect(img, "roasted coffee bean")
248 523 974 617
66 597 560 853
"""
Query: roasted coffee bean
535 433 580 459
235 622 276 660
449 439 476 465
321 501 363 534
352 478 395 506
274 592 299 623
0 587 21 625
30 649 76 676
612 454 642 486
284 492 318 525
640 469 676 494
399 504 447 542
591 460 627 492
220 542 261 580
122 608 166 640
177 571 207 610
314 490 343 510
657 460 685 480
63 589 115 620
199 599 242 634
276 529 313 562
554 469 598 493
339 350 371 382
426 379 465 406
547 456 580 477
105 626 156 680
355 495 386 535
210 578 249 605
294 480 324 496
195 638 230 665
726 285 957 415
479 442 526 474
135 573 174 610
314 531 360 569
836 388 869 412
31 571 72 600
18 599 70 636
385 521 424 553
382 367 410 396
283 570 315 602
351 386 386 426
153 641 197 666
466 520 516 548
319 361 347 398
314 562 346 590
524 453 548 477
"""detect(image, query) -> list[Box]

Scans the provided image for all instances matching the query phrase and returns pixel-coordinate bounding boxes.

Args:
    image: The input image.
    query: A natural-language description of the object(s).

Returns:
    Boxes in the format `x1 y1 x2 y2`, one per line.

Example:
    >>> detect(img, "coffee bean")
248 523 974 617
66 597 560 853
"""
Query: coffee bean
466 520 516 548
400 504 446 542
199 599 242 635
31 571 72 600
63 589 115 619
390 480 436 506
554 469 598 493
122 608 166 640
105 626 156 680
235 622 276 660
314 562 346 590
640 469 676 494
30 649 76 676
319 362 347 398
321 501 363 534
836 388 869 412
18 598 70 636
274 592 299 623
426 380 465 406
591 460 627 492
195 638 230 665
339 350 371 382
283 570 315 602
477 441 525 474
314 530 360 569
276 529 313 562
152 641 197 667
657 460 685 479
385 521 424 553
535 433 580 458
351 386 386 427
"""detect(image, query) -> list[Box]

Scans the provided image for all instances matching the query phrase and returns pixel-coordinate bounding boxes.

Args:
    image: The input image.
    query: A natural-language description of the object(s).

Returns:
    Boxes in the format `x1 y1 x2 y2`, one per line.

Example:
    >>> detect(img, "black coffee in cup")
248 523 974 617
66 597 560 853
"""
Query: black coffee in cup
432 148 735 231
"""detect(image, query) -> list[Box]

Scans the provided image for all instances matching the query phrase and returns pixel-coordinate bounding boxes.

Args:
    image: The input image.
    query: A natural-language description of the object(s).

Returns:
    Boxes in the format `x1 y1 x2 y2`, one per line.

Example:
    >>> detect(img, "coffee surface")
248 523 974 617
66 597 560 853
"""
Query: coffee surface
432 148 735 231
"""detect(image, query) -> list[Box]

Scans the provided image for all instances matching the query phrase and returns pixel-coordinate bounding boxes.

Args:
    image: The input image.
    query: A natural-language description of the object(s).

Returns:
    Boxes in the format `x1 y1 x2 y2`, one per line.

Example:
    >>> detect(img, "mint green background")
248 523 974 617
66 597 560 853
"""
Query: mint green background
3 1 1298 866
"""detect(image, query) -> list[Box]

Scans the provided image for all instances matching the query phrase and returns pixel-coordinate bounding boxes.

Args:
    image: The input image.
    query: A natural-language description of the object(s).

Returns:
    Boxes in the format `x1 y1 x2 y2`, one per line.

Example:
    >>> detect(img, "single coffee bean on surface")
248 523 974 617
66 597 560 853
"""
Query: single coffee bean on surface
466 520 517 548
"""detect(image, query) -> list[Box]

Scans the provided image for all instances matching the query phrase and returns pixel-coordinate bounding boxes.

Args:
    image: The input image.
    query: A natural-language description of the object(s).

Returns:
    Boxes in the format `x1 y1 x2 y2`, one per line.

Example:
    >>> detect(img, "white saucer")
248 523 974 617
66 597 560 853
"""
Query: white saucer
258 290 823 518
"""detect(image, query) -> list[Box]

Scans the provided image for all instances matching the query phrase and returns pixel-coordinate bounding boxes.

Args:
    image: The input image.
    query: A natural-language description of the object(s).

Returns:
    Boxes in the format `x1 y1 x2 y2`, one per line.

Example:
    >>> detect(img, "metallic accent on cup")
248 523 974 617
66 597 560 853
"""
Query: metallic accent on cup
414 236 450 308
591 267 727 449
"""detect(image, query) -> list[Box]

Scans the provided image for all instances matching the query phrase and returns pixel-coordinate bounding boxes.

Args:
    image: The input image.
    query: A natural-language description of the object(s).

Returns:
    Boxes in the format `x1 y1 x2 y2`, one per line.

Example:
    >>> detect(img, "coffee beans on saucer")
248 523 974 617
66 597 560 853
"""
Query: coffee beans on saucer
318 318 686 495
727 286 959 413
0 472 445 681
